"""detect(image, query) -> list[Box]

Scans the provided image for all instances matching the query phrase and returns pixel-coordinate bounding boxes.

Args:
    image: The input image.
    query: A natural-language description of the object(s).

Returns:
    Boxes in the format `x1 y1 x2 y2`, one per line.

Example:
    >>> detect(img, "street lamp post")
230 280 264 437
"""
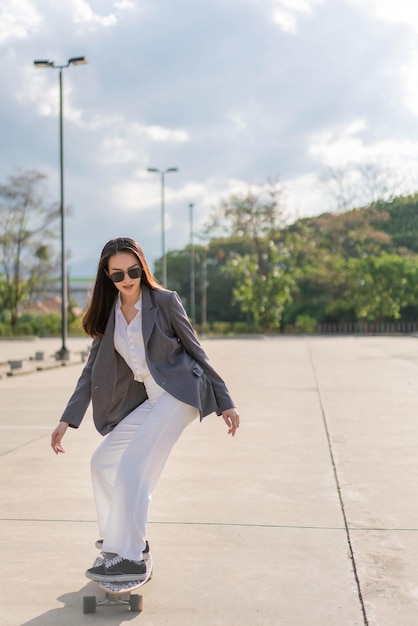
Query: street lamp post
34 56 88 360
189 203 195 325
147 167 179 286
201 245 207 329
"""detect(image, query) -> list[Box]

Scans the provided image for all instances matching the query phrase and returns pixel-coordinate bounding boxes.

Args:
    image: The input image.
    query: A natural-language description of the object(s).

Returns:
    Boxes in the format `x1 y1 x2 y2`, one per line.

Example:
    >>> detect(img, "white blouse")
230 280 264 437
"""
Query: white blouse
114 294 149 382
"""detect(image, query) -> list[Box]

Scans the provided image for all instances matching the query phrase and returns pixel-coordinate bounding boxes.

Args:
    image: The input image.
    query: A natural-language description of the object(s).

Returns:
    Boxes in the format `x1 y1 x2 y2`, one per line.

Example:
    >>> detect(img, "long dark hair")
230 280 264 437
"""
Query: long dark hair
83 237 162 337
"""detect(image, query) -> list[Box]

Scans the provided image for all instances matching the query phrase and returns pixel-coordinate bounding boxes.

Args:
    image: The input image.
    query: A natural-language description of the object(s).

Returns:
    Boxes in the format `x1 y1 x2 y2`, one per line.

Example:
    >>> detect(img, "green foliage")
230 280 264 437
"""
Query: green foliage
203 184 294 331
344 254 418 321
210 321 233 335
164 238 254 325
292 315 318 334
204 182 287 240
5 176 418 338
205 239 253 324
159 186 418 334
373 193 418 253
286 205 392 260
0 311 85 337
224 242 295 332
281 195 418 329
0 169 59 328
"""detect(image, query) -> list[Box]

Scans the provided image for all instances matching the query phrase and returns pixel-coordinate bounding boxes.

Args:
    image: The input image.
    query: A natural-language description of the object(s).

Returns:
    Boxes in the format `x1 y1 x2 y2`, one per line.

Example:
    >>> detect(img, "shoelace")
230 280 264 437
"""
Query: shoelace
104 554 123 569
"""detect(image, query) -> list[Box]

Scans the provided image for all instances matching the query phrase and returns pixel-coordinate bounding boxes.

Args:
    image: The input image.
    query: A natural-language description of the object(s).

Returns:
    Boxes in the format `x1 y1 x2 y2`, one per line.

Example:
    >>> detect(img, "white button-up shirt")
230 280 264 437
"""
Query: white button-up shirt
114 294 149 382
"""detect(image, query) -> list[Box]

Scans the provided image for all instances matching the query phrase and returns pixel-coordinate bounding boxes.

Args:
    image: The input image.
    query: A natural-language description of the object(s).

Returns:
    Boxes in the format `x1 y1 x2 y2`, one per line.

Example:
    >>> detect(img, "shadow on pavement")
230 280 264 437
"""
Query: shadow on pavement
21 583 141 625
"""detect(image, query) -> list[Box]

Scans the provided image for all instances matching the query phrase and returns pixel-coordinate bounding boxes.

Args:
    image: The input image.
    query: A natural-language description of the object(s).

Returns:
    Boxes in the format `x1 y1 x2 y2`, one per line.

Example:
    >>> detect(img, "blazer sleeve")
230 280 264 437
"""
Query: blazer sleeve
59 335 101 428
168 291 235 414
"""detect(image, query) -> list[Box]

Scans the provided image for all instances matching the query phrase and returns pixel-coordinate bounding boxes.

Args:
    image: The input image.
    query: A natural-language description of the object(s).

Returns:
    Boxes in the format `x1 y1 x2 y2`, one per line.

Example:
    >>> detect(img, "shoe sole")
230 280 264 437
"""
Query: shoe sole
86 569 147 583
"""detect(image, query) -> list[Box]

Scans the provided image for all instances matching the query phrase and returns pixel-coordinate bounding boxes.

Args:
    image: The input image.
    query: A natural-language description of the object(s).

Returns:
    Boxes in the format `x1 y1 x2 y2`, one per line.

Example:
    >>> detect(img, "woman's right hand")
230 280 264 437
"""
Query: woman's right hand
51 422 69 454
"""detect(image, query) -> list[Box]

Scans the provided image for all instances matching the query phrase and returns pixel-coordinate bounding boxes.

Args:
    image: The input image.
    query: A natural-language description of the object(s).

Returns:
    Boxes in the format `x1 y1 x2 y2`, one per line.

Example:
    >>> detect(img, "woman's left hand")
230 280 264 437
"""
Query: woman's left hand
221 408 240 437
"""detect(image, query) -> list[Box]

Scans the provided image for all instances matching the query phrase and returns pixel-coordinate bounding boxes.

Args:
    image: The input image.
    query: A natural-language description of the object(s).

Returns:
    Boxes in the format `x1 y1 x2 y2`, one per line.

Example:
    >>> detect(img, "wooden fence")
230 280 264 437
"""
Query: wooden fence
318 321 418 334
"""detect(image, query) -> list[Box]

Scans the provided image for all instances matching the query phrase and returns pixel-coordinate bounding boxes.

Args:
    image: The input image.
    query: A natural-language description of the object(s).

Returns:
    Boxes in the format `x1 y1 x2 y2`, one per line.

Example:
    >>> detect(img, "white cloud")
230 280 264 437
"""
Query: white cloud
109 179 155 212
309 118 369 167
71 0 117 27
113 0 136 8
225 112 248 132
95 118 189 166
308 118 418 201
400 43 418 118
75 113 189 143
0 0 134 43
112 177 220 215
272 7 298 33
99 137 138 165
309 117 418 171
141 124 189 143
285 172 332 217
17 65 189 155
16 67 84 123
346 0 418 31
0 0 42 43
4 0 418 273
110 174 270 226
271 0 324 33
107 177 206 242
345 1 418 124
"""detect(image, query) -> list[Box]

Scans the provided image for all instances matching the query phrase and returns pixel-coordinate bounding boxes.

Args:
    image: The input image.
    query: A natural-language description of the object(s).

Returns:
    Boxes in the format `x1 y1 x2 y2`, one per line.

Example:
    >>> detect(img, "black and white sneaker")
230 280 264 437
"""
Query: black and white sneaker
92 550 117 567
95 539 150 560
86 554 147 582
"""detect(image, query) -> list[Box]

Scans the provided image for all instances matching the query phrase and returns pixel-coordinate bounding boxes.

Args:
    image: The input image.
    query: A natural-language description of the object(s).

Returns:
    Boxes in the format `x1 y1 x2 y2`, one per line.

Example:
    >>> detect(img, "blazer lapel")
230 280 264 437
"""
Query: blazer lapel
141 284 158 346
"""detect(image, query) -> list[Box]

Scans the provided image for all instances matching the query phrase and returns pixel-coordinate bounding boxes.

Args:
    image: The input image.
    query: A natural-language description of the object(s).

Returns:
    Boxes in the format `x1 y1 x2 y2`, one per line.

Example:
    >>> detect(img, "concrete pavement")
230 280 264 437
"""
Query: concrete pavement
1 335 418 625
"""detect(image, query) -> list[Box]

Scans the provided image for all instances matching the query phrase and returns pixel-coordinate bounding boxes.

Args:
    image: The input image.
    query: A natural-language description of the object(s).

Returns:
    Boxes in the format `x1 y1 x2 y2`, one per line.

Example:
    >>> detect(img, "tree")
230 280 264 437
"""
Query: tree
203 183 294 331
225 241 295 332
322 162 403 213
290 206 393 262
373 193 418 254
0 170 59 329
344 253 418 322
282 204 418 327
283 250 352 326
204 180 287 241
161 239 254 325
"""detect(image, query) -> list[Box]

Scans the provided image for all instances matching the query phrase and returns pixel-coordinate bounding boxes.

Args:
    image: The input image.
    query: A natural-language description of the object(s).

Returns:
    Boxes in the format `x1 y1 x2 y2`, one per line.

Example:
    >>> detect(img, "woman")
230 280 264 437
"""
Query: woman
51 237 239 583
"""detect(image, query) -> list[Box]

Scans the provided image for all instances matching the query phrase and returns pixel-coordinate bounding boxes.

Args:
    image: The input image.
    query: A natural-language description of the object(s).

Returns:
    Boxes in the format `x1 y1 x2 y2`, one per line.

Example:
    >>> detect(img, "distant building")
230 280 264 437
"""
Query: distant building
21 277 94 316
68 277 94 309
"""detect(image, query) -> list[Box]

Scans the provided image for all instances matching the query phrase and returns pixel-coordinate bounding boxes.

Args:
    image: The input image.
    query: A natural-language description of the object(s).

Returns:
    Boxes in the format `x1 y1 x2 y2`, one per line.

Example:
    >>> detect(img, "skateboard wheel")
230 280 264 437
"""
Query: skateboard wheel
83 595 97 613
130 594 143 612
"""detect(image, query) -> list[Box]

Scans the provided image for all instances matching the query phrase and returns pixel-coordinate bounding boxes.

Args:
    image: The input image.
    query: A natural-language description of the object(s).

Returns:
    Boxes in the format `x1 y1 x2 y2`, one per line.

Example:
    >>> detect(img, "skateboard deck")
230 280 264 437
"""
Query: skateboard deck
83 553 153 613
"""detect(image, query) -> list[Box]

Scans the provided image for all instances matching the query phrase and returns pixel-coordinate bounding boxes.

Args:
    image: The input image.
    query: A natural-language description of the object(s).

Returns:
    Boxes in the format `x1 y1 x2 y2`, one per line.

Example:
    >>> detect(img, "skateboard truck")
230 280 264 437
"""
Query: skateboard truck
83 590 143 613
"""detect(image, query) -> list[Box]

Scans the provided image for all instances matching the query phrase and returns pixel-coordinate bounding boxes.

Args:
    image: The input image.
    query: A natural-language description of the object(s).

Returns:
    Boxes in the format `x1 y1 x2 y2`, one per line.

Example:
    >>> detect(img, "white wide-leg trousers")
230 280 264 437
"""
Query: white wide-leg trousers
90 377 198 561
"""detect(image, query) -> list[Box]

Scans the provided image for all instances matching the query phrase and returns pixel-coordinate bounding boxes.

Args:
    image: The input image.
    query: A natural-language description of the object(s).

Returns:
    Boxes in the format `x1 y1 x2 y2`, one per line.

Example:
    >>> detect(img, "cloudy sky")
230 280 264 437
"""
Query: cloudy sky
1 0 418 277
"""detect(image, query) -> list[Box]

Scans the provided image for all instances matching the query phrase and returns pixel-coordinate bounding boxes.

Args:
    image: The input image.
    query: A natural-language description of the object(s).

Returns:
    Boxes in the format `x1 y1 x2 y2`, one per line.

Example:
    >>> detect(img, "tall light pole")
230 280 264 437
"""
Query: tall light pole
201 245 207 329
189 203 195 325
147 167 179 286
34 56 88 360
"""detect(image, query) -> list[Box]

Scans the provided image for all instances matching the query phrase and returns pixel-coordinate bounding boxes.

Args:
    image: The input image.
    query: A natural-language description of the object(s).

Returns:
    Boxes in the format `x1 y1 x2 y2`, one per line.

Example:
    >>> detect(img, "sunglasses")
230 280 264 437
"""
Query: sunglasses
108 267 143 283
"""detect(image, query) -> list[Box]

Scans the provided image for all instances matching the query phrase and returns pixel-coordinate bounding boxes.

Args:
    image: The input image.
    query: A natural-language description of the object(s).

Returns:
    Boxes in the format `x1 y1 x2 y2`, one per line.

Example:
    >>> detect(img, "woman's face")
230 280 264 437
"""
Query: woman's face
107 251 142 301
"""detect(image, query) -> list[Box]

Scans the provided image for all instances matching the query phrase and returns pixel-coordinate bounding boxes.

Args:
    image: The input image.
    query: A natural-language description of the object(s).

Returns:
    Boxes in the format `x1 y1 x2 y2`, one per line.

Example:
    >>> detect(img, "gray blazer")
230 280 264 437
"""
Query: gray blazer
60 284 235 435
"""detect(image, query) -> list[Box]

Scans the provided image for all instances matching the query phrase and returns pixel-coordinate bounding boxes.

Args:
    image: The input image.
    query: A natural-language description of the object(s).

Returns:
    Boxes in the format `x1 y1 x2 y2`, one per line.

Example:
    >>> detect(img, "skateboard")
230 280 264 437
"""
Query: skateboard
83 553 153 613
